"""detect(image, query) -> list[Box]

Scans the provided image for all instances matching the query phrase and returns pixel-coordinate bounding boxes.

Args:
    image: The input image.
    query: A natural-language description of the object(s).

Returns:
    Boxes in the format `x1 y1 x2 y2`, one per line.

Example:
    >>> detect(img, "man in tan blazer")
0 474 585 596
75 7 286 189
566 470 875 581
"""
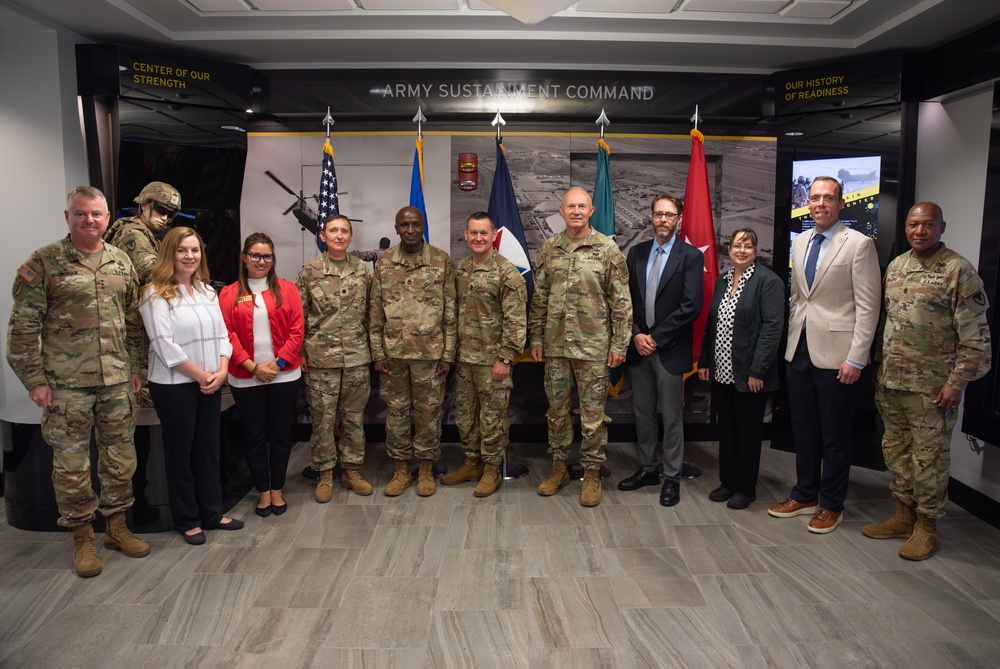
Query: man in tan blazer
768 176 880 534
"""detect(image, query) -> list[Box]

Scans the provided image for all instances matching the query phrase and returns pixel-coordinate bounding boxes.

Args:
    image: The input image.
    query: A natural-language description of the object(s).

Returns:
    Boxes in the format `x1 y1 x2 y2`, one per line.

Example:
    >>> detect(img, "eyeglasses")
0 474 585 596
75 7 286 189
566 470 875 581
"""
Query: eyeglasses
151 203 178 220
652 211 680 221
247 253 274 263
730 244 756 252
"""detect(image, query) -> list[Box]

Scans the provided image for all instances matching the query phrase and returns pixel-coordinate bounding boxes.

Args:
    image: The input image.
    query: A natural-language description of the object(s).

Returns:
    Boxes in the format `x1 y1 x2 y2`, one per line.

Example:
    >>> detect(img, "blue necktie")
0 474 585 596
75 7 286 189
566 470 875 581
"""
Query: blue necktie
646 247 664 328
805 234 824 289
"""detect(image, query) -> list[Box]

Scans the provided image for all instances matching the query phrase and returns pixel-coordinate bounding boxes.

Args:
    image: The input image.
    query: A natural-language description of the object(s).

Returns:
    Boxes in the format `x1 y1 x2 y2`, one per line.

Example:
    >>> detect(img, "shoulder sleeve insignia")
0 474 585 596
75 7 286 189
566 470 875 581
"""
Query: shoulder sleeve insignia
17 264 38 284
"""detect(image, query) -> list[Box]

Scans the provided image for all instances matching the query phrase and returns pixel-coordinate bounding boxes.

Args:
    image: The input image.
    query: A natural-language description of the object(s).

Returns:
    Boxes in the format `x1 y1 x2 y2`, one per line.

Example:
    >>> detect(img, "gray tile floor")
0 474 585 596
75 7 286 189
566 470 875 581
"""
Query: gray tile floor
2 440 999 668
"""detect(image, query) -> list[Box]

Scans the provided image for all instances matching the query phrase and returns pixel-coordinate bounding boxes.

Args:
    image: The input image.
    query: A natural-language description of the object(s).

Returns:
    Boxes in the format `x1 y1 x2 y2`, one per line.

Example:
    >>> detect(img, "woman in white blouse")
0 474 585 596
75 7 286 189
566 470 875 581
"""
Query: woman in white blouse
139 226 243 545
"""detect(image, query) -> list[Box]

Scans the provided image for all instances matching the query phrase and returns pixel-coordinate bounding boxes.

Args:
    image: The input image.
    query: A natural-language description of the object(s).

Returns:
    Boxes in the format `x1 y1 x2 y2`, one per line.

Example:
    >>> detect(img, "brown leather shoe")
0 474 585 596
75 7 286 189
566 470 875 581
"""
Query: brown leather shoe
768 497 818 518
807 507 843 534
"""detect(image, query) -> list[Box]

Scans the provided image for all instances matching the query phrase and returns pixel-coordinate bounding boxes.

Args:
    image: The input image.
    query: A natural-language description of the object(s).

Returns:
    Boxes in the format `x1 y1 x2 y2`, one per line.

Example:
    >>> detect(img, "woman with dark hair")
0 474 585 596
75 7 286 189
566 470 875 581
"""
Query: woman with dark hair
698 228 785 509
139 226 243 544
219 232 304 517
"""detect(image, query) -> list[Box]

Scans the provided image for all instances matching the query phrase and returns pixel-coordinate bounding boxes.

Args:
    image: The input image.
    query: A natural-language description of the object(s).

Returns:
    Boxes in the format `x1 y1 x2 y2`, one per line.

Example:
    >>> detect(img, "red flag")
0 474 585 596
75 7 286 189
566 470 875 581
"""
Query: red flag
681 128 719 369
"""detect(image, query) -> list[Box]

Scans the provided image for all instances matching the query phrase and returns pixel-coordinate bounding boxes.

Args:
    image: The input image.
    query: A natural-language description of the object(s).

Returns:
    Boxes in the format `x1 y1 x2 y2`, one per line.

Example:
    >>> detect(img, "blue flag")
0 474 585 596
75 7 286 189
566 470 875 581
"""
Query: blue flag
316 137 339 252
591 138 615 237
409 136 429 241
488 138 533 304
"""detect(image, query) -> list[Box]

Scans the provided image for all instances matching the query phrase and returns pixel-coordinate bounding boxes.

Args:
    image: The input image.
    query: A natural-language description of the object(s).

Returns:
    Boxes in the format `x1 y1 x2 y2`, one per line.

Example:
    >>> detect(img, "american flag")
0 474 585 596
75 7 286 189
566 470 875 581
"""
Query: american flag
316 137 339 251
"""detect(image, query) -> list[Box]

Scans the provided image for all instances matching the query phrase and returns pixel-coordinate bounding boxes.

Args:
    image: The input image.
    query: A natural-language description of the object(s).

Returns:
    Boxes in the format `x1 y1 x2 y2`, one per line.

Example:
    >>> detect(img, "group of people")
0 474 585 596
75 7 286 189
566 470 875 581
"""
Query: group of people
5 176 991 579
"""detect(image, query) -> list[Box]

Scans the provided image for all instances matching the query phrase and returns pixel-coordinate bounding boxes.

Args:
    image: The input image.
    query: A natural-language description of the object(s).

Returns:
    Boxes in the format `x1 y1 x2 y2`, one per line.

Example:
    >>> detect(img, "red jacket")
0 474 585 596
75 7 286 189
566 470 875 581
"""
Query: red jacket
219 278 304 378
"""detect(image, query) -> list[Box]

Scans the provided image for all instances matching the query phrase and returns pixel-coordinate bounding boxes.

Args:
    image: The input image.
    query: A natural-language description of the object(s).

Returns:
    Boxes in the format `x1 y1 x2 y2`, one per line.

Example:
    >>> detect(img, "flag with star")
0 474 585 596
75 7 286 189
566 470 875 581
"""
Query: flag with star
316 137 339 252
409 135 429 241
681 128 719 368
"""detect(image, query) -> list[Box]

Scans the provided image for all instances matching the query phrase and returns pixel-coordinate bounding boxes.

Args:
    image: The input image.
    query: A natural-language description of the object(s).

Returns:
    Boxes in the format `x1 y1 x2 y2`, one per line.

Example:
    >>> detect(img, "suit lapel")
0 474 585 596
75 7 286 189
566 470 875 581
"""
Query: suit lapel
654 240 684 297
635 241 653 303
812 226 849 289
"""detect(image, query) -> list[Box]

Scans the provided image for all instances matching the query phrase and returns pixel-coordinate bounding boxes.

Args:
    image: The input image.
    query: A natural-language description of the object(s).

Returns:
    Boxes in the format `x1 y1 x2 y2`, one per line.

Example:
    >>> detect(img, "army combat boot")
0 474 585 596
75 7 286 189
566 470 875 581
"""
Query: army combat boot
104 512 151 558
537 460 569 496
417 459 436 497
72 524 102 578
580 468 602 507
474 464 502 498
899 514 941 561
315 469 334 503
441 457 483 486
861 499 916 539
341 468 373 496
384 460 413 497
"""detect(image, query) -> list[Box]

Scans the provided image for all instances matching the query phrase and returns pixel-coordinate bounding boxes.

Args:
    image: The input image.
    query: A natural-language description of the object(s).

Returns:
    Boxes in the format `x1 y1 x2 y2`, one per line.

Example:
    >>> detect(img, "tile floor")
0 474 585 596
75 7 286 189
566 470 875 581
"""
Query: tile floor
1 440 999 668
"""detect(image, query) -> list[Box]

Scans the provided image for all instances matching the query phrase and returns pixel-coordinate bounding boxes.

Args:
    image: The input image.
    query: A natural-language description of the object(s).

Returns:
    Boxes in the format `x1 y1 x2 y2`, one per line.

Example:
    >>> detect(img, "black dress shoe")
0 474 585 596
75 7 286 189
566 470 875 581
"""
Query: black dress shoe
208 518 245 531
708 485 734 502
617 467 660 491
727 492 756 510
271 503 288 516
255 504 272 518
659 479 680 507
180 529 206 545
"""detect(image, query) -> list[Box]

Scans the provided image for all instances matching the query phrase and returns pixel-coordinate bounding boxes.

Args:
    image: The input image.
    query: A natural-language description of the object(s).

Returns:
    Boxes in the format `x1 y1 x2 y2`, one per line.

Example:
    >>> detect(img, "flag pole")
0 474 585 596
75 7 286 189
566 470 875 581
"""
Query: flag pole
492 109 506 141
690 104 701 132
596 108 610 138
412 106 426 138
322 106 334 137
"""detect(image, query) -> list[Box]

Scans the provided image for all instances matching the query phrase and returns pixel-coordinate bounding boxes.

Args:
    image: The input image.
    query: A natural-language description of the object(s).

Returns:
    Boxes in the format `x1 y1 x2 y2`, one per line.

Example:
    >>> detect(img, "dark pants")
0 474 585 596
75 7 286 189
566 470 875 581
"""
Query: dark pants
149 382 223 532
785 337 856 513
230 379 300 492
713 381 768 497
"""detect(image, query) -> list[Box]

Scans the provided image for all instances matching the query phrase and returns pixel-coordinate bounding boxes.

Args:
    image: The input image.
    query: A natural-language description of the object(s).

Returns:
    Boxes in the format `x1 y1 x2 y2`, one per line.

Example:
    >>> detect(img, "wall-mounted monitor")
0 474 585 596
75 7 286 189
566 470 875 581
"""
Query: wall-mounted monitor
789 155 881 239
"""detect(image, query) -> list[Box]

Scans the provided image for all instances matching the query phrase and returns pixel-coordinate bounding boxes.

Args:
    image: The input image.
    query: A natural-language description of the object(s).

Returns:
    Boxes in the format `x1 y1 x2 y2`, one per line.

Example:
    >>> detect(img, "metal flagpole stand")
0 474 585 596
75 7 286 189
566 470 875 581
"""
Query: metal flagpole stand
679 104 703 482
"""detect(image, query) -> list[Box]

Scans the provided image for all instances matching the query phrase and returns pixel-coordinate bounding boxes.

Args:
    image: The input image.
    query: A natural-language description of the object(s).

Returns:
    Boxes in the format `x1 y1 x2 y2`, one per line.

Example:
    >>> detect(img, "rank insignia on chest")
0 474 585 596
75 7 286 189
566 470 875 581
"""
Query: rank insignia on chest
17 264 38 284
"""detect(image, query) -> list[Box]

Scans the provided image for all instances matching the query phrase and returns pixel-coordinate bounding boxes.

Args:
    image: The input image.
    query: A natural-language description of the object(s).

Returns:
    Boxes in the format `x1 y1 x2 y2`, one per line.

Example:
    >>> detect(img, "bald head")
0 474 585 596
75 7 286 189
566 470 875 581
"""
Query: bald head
905 201 946 259
395 206 425 254
560 187 595 239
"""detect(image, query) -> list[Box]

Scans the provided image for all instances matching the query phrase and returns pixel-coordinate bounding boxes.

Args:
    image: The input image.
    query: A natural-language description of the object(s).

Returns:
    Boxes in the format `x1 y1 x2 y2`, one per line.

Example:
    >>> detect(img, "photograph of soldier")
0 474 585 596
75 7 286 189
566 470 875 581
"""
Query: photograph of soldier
296 215 375 501
7 186 149 577
864 202 992 560
104 180 181 406
441 212 527 497
370 206 458 497
529 188 632 507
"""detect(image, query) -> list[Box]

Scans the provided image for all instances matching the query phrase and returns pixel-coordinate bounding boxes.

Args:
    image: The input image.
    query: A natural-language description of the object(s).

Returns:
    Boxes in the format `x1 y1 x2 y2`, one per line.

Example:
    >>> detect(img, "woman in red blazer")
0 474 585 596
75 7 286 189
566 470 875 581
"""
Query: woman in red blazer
219 232 304 517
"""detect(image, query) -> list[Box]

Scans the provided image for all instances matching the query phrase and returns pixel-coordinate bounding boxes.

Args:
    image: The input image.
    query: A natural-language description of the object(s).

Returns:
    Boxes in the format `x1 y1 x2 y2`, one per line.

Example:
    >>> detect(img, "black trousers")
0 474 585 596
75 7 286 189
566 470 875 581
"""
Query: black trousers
230 379 300 492
713 381 768 497
149 382 223 532
785 337 856 513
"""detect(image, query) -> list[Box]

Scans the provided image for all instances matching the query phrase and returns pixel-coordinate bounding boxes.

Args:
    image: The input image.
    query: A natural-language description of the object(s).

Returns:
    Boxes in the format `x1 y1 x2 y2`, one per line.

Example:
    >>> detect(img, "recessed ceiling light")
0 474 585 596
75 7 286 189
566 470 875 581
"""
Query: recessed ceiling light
785 131 803 137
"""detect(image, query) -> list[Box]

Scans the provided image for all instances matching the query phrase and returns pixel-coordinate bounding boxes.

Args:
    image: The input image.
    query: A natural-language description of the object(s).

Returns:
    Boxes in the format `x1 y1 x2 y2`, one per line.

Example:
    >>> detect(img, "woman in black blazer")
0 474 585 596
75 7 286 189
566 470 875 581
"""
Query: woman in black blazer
698 229 785 509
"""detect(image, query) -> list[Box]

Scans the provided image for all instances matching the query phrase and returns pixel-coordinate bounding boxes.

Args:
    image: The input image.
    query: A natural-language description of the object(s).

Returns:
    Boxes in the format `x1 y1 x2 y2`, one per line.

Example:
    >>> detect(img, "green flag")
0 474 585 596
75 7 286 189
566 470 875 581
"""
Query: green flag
591 138 615 237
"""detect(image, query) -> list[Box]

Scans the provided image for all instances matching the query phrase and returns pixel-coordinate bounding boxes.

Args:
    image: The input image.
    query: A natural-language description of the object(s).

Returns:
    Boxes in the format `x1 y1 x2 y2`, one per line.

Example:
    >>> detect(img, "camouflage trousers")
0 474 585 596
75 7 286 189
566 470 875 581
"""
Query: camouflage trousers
380 359 446 461
875 385 958 519
544 357 609 469
454 362 512 466
42 383 137 528
306 365 370 471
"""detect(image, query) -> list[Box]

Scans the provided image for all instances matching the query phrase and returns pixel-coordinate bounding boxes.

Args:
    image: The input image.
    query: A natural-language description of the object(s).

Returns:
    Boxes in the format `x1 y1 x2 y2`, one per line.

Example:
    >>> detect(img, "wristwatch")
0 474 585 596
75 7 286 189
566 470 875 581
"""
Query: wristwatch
276 357 286 369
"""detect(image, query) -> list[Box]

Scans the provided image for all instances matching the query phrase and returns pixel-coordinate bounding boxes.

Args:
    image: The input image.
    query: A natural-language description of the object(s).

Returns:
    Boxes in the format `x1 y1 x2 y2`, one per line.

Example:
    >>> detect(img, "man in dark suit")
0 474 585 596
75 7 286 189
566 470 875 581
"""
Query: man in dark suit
619 192 704 506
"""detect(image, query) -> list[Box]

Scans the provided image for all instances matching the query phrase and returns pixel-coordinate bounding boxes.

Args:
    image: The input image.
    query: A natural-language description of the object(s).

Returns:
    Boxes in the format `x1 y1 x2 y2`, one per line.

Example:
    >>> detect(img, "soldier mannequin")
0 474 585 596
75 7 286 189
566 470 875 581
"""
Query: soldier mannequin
441 212 526 497
863 201 992 559
529 188 632 507
296 215 374 501
370 207 457 497
7 186 149 577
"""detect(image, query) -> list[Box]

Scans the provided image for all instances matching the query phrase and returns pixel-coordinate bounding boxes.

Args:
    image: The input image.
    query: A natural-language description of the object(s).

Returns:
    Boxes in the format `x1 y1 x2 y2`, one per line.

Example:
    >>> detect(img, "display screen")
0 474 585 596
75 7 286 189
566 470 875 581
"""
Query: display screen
789 155 881 239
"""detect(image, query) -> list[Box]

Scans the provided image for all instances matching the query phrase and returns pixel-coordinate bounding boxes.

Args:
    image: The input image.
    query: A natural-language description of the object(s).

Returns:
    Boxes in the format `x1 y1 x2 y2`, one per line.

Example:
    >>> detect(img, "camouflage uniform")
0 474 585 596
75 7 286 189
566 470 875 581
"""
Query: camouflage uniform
7 236 143 528
296 254 372 471
370 243 457 461
528 229 632 468
454 251 527 465
876 243 992 518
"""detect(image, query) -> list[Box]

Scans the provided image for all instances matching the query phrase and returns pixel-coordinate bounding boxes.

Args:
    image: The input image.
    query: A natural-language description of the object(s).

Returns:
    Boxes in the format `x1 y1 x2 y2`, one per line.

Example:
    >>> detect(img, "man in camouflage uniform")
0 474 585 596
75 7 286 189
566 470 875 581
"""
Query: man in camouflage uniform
864 202 991 560
297 214 374 501
6 186 149 577
370 206 457 497
441 212 527 497
104 181 181 406
529 188 632 507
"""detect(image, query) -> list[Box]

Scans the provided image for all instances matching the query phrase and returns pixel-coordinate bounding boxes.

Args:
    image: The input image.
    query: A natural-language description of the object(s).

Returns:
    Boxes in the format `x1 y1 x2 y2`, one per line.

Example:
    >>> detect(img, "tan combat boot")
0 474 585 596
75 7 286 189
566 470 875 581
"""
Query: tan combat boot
71 524 102 578
104 512 151 558
441 457 483 486
580 468 602 507
341 468 374 496
315 468 334 503
384 460 413 497
899 514 941 561
861 499 916 539
537 460 569 496
417 459 436 497
474 464 502 498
